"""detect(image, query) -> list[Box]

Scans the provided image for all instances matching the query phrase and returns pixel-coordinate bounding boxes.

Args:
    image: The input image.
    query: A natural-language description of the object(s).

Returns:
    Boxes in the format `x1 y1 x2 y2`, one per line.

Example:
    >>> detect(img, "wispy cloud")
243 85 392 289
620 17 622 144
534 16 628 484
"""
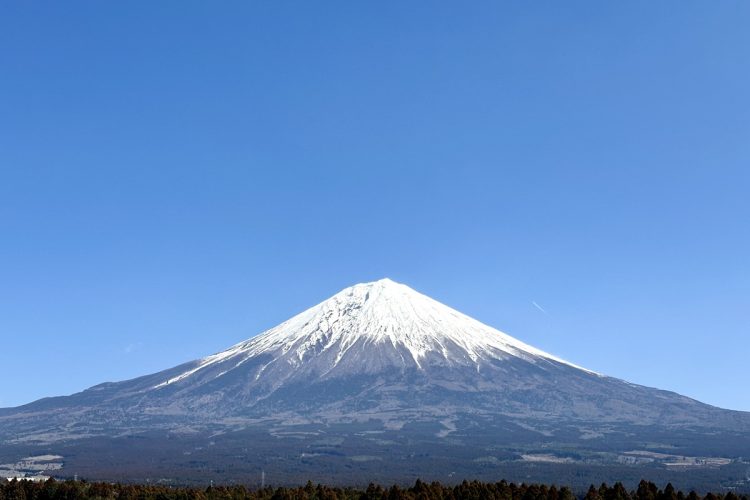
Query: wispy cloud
531 301 549 316
124 342 143 354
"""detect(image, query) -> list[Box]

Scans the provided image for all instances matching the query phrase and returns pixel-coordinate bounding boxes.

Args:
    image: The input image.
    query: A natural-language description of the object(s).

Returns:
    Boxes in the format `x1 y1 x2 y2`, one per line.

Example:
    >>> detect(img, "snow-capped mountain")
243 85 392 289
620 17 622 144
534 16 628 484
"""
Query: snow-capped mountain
154 278 590 392
1 279 749 486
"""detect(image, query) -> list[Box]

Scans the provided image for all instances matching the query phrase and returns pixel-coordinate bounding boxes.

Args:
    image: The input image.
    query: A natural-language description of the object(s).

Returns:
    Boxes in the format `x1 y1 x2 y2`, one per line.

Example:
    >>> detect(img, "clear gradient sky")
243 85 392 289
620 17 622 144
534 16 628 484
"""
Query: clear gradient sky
1 2 748 411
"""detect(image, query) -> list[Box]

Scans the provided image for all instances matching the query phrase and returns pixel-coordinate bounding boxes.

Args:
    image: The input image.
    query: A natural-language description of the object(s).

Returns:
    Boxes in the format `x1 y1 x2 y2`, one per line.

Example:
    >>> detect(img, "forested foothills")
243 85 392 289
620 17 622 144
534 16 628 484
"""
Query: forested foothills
0 479 747 500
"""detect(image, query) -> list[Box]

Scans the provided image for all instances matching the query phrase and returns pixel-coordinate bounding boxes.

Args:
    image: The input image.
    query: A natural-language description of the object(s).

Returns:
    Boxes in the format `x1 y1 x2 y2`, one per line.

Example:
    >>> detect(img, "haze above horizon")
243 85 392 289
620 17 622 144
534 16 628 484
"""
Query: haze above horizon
1 2 748 411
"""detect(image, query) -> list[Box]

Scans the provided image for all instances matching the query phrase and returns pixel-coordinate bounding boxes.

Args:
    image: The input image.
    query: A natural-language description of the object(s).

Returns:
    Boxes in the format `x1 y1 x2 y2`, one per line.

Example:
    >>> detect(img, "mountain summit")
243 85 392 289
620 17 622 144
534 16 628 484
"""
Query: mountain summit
154 278 587 393
2 279 749 485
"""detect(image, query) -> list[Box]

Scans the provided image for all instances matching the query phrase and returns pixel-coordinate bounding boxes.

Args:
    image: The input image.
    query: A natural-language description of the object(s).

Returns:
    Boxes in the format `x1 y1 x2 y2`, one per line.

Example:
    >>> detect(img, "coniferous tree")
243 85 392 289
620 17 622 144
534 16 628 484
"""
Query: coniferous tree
586 485 601 500
386 485 402 500
4 480 25 500
659 483 678 500
361 483 382 500
606 482 629 500
636 481 658 500
558 487 576 500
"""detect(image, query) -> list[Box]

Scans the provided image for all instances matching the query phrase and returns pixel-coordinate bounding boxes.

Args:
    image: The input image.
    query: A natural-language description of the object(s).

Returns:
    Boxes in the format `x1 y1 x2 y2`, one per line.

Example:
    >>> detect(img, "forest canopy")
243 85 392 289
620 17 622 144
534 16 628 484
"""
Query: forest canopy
0 478 747 500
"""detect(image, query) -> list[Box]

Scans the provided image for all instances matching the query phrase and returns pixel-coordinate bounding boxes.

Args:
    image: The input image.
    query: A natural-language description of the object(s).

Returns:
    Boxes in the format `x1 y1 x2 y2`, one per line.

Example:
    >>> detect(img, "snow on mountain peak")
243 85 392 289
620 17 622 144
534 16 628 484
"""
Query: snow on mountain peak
155 279 591 389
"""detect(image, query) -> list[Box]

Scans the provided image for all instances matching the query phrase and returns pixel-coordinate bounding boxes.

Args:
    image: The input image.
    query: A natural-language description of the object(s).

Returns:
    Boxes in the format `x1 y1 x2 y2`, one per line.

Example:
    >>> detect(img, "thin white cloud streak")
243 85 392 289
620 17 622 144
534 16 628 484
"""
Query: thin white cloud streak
531 301 549 316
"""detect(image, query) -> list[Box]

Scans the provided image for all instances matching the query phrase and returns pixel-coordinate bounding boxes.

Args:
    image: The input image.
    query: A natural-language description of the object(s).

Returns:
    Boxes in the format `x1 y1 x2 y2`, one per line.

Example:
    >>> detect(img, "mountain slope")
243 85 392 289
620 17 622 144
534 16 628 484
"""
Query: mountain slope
1 279 749 486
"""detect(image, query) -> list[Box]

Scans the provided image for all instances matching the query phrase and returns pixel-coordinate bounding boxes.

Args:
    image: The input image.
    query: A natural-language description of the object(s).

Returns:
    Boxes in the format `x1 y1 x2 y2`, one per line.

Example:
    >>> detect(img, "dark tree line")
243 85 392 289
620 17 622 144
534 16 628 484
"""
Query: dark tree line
0 478 747 500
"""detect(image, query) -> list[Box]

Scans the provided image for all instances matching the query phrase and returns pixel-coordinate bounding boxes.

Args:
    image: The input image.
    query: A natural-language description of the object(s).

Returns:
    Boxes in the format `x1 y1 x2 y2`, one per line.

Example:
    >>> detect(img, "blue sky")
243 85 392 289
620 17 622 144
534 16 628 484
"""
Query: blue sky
1 2 748 411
